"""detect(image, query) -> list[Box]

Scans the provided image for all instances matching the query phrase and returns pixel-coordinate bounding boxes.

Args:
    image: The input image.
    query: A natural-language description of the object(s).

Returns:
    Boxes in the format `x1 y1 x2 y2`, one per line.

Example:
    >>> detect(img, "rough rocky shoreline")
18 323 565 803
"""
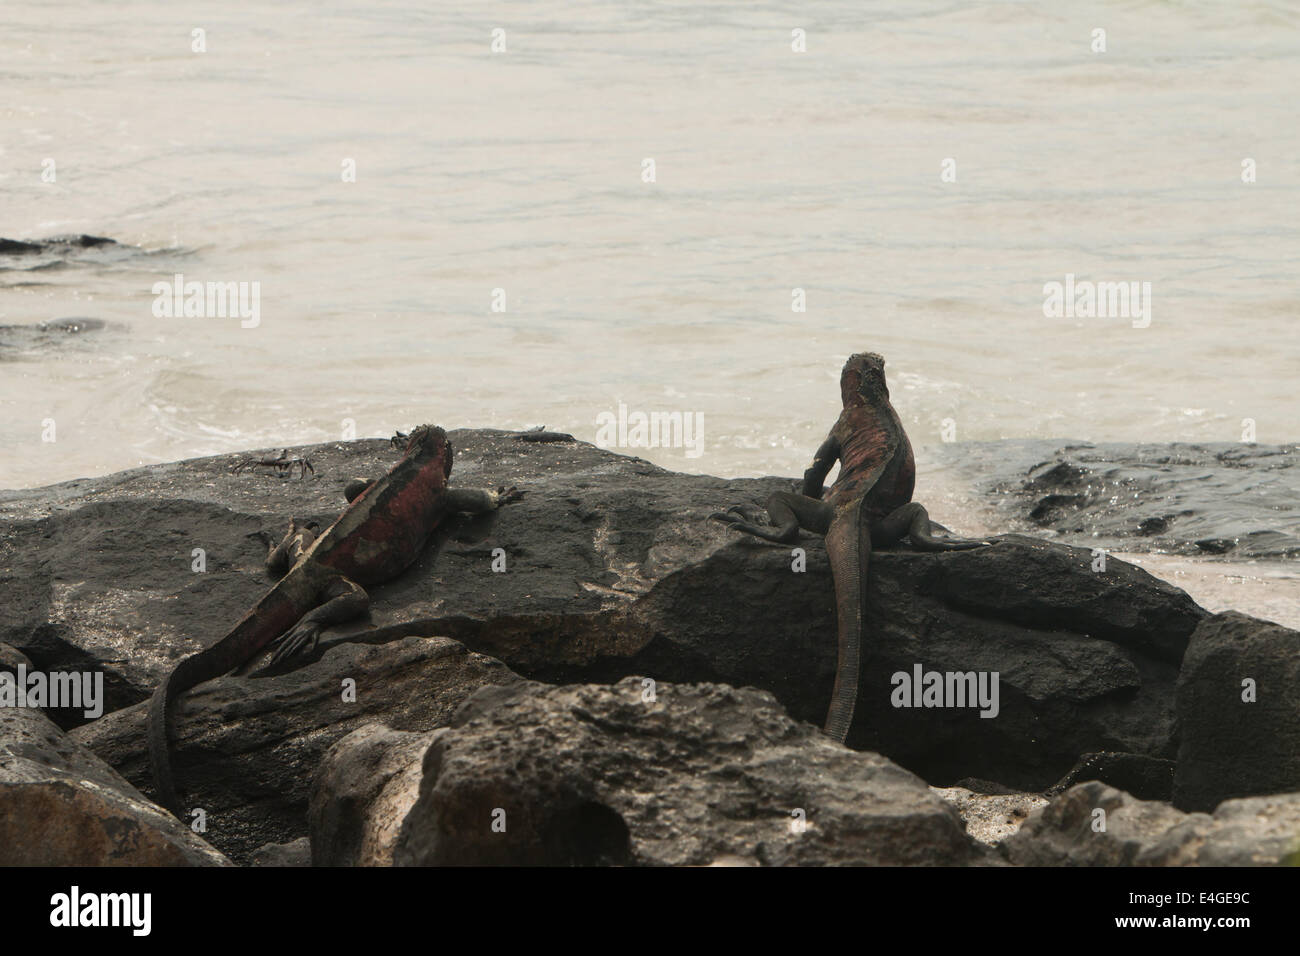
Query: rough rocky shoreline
2 430 1297 865
932 438 1299 558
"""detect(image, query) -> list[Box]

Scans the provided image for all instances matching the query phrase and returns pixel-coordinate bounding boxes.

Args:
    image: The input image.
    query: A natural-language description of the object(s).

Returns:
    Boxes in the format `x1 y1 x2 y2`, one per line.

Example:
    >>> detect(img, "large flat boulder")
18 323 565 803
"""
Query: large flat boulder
631 530 1198 789
2 430 1207 792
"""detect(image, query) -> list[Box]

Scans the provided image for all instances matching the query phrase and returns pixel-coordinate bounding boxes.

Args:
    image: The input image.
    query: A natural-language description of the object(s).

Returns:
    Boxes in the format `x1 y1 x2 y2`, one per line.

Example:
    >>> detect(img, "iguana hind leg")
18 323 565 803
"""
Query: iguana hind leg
266 575 369 668
874 501 990 551
262 519 318 575
710 491 832 543
344 479 373 503
823 498 871 743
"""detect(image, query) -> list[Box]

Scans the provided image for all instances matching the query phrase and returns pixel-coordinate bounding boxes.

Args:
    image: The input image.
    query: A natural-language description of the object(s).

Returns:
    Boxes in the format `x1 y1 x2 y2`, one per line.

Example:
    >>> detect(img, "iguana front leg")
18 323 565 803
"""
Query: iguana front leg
346 479 524 511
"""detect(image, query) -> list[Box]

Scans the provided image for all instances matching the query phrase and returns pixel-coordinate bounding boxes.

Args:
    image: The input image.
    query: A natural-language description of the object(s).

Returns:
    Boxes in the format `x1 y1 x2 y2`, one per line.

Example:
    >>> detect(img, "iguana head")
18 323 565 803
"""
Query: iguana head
403 424 453 477
840 352 889 407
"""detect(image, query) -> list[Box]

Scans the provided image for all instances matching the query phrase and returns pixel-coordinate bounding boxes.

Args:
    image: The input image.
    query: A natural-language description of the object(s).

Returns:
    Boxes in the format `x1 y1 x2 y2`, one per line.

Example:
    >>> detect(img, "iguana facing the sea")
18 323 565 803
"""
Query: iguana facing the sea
148 425 520 816
711 353 990 743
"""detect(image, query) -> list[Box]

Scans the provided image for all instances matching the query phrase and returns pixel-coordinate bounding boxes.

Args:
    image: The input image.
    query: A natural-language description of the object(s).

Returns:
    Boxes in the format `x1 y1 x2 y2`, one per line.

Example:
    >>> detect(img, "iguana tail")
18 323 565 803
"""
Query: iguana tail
148 588 305 817
823 498 871 743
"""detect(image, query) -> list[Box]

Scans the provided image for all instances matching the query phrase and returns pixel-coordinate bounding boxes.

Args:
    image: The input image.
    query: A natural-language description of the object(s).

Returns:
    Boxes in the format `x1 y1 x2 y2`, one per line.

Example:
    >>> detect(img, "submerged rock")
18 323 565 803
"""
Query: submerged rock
935 439 1300 558
0 317 111 357
0 234 116 255
0 234 155 281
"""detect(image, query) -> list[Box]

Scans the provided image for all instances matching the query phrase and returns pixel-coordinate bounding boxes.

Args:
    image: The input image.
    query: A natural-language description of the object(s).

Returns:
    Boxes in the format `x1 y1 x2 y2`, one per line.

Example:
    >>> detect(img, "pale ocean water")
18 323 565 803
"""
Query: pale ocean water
1 1 1297 618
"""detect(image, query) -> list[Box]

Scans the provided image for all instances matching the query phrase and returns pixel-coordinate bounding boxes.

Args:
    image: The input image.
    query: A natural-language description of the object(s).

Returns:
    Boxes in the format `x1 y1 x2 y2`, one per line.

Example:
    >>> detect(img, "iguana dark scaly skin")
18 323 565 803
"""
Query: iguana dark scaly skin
711 353 990 743
148 424 519 816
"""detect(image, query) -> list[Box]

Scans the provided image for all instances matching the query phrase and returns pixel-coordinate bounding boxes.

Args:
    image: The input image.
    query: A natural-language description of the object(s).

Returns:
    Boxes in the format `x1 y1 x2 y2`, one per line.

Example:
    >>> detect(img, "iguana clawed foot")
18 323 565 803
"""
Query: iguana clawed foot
232 450 315 479
267 620 322 668
496 485 525 505
709 504 789 540
709 504 766 526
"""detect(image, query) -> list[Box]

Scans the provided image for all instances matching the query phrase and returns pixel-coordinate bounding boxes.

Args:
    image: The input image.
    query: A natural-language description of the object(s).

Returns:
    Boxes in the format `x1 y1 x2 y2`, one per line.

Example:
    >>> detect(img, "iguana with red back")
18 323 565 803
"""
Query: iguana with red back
148 424 519 816
711 353 991 742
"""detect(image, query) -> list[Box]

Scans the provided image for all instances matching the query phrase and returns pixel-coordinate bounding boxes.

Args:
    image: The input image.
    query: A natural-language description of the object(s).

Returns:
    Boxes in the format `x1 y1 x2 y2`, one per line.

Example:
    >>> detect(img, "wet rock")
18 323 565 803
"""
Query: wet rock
0 234 152 281
0 703 229 865
1194 537 1237 555
935 439 1300 558
393 678 984 866
1173 611 1300 811
0 234 116 253
69 635 521 864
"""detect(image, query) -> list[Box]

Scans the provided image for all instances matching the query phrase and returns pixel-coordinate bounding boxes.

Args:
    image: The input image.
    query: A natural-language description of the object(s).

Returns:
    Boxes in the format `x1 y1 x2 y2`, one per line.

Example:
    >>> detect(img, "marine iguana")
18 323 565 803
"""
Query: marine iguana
147 424 520 816
711 353 990 743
